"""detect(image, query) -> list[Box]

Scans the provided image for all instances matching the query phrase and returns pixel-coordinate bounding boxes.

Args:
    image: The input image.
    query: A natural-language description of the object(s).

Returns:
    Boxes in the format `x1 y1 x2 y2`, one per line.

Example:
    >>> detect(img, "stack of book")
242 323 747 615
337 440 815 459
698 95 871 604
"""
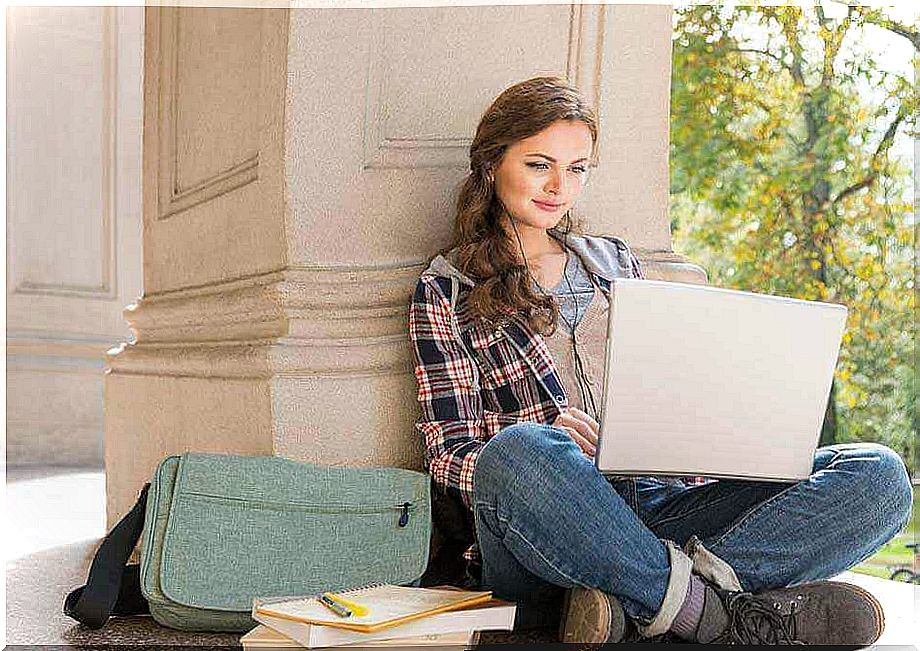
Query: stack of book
245 584 517 650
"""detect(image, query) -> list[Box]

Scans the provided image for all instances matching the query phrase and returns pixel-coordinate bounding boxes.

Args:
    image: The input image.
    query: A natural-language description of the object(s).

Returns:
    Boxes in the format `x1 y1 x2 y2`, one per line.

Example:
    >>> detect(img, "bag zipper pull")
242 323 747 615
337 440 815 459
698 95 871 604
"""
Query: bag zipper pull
397 502 411 527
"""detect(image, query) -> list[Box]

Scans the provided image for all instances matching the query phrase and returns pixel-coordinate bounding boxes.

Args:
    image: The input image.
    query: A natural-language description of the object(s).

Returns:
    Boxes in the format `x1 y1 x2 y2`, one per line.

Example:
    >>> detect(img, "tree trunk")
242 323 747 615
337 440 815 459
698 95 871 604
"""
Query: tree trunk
819 378 838 446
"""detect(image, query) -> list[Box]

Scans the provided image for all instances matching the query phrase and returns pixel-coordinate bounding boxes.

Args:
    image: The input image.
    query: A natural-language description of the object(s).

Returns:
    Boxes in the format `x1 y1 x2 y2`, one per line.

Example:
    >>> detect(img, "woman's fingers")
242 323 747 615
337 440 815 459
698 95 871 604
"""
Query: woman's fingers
560 425 596 458
555 411 598 447
568 406 599 436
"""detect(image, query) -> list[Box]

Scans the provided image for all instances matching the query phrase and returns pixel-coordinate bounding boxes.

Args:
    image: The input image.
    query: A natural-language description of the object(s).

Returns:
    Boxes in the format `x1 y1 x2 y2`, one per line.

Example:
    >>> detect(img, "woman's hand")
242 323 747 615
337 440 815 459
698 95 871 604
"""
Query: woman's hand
552 407 599 458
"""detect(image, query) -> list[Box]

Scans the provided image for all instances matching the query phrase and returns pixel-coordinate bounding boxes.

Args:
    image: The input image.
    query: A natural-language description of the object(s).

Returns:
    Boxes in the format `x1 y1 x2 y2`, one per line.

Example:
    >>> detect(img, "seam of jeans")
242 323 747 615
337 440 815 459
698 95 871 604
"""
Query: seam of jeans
473 502 499 539
473 502 498 516
471 430 507 503
495 512 585 588
705 479 802 550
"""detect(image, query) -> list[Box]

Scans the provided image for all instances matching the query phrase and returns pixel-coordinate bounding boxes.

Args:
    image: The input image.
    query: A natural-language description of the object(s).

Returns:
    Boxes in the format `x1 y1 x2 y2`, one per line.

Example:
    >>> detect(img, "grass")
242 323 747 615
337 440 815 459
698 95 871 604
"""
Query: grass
850 484 918 580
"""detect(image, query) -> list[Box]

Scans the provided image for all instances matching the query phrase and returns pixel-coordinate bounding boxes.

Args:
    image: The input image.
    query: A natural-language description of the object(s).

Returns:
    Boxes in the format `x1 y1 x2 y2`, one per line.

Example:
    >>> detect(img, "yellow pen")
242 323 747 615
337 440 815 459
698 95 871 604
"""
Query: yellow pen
318 593 351 618
323 592 369 617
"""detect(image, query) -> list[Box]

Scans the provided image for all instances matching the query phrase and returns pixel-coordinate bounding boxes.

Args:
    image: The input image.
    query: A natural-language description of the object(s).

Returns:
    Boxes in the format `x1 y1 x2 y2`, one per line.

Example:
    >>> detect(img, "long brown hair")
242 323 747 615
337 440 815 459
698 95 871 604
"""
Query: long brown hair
439 76 598 335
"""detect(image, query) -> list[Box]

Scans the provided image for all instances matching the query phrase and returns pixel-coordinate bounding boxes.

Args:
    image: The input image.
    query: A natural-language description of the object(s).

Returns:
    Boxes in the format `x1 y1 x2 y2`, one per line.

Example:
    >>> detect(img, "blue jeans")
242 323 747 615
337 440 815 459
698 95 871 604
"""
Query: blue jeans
472 423 913 632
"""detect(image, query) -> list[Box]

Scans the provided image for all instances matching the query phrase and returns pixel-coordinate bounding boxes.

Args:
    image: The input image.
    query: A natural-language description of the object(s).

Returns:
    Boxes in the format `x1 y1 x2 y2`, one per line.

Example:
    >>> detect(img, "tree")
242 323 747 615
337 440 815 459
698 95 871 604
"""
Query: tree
670 5 918 472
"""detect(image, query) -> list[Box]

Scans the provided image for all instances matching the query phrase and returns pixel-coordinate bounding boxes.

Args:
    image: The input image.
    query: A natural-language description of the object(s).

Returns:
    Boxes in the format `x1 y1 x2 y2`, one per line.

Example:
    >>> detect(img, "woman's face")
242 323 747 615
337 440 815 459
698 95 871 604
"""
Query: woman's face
492 119 593 233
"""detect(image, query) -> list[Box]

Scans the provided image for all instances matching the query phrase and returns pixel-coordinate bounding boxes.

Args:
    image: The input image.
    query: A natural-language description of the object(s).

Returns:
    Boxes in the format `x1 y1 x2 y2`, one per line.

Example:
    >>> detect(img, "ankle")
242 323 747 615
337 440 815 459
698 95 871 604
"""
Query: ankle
669 573 708 640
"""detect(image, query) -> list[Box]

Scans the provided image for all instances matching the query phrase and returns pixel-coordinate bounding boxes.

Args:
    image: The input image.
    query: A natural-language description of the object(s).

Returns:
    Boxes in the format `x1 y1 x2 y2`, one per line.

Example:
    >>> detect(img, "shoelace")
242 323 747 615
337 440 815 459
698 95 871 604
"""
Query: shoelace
724 592 806 645
635 631 685 644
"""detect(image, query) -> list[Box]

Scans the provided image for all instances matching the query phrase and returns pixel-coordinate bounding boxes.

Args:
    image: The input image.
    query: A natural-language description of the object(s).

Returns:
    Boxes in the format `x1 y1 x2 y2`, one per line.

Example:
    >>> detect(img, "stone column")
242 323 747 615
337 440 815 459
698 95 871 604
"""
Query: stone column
7 6 144 466
105 4 701 524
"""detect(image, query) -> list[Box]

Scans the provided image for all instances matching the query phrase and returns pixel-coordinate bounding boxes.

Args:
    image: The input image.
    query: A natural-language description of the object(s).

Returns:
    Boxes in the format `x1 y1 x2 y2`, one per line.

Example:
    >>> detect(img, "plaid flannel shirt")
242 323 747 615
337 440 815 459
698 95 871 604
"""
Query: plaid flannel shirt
408 234 705 566
409 273 569 510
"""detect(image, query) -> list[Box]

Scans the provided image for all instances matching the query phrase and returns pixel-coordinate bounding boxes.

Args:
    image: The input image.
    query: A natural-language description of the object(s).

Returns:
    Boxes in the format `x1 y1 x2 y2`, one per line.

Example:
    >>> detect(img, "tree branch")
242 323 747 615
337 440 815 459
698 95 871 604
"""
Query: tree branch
726 47 791 70
816 5 853 89
851 6 920 52
777 9 807 87
831 108 908 207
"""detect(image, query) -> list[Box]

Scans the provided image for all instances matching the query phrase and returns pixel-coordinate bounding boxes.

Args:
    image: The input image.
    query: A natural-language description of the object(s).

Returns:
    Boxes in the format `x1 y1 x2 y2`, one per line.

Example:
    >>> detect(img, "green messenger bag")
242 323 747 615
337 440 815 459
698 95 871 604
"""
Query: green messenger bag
64 453 431 632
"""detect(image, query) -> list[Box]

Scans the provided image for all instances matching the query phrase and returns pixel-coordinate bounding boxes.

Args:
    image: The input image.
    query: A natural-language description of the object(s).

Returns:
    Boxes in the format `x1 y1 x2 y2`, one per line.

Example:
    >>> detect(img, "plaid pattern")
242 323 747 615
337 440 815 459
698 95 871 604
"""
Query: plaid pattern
409 274 566 511
408 240 707 565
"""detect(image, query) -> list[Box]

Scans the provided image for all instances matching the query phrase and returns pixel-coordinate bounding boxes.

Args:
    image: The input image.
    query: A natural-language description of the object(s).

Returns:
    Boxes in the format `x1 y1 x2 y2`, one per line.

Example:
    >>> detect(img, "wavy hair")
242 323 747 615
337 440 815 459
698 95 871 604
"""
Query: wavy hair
437 76 598 335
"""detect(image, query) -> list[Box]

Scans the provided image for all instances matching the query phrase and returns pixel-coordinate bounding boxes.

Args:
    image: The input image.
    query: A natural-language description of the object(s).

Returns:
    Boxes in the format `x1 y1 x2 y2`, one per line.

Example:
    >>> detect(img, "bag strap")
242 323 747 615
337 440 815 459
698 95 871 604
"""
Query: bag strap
63 483 152 628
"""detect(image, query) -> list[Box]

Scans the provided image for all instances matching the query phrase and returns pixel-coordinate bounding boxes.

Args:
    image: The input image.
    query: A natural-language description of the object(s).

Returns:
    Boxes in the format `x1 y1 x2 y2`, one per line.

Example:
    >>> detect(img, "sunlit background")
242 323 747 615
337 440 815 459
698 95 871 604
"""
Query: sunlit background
669 2 918 580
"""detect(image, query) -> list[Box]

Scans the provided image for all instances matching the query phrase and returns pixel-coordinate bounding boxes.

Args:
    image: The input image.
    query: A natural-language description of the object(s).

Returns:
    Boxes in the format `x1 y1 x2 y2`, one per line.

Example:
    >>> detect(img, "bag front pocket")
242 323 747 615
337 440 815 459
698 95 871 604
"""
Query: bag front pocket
157 491 429 612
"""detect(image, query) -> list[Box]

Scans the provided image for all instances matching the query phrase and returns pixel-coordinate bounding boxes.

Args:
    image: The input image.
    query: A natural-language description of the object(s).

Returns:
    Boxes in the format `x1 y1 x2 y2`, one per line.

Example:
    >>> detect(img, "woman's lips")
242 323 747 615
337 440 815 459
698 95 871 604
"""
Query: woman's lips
533 199 562 212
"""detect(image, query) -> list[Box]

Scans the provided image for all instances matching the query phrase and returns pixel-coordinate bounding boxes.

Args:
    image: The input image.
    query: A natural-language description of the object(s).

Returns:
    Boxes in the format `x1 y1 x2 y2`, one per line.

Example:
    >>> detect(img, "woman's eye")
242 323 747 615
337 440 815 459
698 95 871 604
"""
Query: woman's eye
570 166 587 175
526 162 550 171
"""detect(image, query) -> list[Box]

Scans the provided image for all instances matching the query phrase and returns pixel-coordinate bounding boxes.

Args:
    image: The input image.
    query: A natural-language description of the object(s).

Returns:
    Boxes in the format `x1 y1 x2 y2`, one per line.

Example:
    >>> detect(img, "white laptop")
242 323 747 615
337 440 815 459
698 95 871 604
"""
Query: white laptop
595 279 847 481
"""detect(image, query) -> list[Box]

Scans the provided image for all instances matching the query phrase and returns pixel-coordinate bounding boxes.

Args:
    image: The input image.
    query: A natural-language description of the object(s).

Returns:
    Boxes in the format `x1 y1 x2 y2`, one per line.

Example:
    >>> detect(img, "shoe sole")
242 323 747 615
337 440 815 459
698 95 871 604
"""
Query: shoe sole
559 587 614 644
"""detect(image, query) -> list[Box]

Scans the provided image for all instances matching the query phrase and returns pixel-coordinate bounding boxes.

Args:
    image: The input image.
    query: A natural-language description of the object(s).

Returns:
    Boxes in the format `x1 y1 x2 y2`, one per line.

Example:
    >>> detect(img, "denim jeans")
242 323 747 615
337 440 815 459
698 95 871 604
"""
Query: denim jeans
472 423 913 632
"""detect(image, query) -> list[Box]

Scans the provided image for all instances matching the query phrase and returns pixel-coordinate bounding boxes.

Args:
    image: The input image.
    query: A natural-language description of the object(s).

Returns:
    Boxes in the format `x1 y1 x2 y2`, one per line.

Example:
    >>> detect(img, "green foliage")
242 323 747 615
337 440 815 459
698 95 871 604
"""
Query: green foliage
670 5 919 473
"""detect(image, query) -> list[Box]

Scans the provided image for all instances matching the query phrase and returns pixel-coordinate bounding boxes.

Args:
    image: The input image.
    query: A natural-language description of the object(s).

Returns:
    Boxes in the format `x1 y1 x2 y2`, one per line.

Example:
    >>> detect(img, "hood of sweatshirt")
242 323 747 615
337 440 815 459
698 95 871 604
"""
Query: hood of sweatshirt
423 227 636 288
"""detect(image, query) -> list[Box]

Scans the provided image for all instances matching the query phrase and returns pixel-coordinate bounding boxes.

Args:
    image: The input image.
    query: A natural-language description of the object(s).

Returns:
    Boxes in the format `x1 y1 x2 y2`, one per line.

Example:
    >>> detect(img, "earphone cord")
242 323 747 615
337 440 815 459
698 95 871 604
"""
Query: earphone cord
560 222 600 421
504 204 600 421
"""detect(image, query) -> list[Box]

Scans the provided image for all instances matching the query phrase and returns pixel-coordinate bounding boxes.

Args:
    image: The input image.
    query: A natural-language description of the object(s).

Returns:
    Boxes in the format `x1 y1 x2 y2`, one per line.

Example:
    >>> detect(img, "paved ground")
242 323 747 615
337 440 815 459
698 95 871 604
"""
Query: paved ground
4 466 554 646
5 467 918 648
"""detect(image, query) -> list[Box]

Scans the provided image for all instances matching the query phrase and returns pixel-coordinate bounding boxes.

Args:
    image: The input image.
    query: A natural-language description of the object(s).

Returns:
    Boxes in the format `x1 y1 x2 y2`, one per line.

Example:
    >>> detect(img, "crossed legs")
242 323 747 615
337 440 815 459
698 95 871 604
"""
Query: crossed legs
472 424 912 631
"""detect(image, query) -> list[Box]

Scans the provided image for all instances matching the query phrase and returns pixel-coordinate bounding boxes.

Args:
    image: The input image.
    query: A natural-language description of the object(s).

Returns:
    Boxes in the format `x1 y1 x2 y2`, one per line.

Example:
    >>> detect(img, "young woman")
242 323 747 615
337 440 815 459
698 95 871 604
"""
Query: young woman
408 76 912 644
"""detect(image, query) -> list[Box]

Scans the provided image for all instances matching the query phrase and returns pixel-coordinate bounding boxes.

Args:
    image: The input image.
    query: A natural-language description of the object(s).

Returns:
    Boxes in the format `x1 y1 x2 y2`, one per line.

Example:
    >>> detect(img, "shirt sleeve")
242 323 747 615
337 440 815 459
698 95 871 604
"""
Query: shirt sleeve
408 276 486 510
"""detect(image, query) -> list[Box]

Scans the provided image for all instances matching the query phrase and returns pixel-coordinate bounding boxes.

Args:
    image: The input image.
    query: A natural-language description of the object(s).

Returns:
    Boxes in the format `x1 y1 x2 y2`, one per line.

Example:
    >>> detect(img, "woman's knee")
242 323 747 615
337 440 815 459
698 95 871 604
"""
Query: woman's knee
839 443 912 531
480 422 570 466
474 422 578 497
873 445 913 530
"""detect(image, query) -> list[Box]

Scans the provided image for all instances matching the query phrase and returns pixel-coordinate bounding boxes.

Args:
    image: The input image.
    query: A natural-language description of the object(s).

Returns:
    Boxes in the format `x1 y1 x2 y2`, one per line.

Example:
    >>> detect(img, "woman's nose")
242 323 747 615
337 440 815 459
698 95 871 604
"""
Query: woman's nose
545 169 564 194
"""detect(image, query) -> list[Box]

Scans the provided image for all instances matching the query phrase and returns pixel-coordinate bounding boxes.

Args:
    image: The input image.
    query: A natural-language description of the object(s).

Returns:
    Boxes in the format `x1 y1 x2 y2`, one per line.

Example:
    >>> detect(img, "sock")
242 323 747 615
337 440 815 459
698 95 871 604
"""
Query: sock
669 573 706 640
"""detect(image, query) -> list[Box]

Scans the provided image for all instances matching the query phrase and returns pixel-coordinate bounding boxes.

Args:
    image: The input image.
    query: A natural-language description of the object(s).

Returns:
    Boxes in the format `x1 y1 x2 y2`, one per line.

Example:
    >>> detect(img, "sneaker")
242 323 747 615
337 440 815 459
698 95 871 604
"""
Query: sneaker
695 580 885 645
559 587 630 643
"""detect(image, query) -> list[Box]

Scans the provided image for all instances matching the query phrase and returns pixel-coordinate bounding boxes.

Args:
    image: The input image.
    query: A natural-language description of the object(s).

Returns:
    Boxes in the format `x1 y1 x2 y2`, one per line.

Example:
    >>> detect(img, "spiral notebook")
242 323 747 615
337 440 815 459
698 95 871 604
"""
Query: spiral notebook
253 584 494 634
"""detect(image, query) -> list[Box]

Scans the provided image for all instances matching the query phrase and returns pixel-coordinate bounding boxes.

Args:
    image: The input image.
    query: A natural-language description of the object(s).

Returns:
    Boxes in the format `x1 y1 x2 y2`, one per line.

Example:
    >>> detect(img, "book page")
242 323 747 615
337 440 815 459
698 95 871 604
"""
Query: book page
255 585 492 630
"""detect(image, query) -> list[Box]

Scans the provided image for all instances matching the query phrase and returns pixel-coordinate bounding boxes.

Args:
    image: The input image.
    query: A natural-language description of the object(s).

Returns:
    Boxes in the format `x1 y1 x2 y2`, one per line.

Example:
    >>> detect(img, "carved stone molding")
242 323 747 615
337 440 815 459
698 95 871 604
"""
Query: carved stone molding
566 3 605 109
362 5 605 170
155 7 262 220
109 263 424 377
126 263 423 341
107 338 414 379
7 334 115 364
11 6 118 300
